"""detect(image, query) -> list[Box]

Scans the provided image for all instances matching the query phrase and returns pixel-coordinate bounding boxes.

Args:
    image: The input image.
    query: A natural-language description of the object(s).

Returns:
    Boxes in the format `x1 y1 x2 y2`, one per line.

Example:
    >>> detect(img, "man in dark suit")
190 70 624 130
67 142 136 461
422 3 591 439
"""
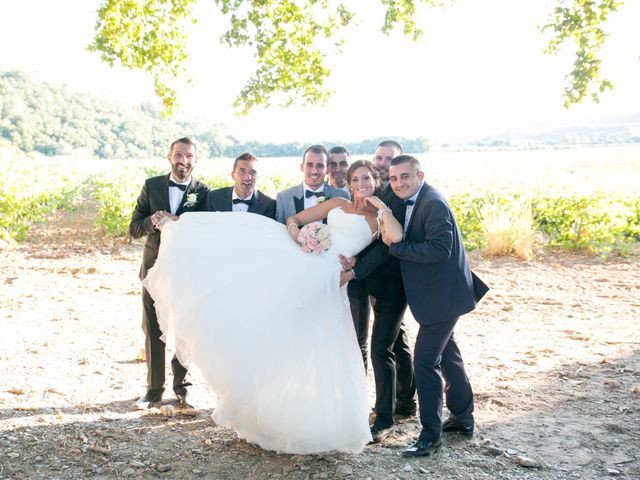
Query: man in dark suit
327 146 350 191
384 155 488 457
275 144 349 224
205 152 276 218
339 140 416 443
129 137 210 408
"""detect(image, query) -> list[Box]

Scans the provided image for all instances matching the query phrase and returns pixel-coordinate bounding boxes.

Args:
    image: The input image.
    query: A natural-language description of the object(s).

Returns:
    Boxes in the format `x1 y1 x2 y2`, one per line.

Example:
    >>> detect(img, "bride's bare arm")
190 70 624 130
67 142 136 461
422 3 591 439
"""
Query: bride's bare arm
365 196 403 246
285 197 348 243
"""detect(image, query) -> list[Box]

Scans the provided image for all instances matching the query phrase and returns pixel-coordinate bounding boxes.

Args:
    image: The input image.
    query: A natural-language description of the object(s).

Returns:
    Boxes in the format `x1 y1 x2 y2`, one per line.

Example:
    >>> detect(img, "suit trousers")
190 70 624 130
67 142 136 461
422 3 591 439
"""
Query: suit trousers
347 279 371 370
141 287 188 395
414 317 474 442
370 295 416 425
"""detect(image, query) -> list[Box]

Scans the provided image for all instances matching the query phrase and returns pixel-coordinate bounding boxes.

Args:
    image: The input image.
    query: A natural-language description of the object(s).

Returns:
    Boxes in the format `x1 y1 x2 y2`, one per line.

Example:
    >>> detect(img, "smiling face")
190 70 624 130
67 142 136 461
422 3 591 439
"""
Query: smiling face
232 159 258 199
373 145 401 183
301 150 327 189
348 165 376 201
388 161 424 200
168 142 196 182
327 152 349 188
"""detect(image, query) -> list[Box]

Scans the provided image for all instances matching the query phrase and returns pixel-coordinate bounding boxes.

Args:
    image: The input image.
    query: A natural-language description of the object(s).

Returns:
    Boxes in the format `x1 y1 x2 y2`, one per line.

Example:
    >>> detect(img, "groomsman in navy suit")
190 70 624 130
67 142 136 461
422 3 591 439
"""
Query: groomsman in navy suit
129 137 210 408
205 152 276 218
275 145 349 223
384 155 488 457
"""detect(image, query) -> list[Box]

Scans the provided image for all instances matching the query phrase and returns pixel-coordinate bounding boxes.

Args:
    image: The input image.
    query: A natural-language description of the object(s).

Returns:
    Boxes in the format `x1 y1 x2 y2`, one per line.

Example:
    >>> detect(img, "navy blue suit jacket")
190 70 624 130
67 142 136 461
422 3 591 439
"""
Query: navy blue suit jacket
388 183 488 325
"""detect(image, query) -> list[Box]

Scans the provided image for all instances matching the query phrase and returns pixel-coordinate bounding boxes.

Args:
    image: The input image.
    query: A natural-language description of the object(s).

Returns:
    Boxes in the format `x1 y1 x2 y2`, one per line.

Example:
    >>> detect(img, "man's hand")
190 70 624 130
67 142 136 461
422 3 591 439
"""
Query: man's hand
339 270 356 287
339 255 356 272
151 210 179 230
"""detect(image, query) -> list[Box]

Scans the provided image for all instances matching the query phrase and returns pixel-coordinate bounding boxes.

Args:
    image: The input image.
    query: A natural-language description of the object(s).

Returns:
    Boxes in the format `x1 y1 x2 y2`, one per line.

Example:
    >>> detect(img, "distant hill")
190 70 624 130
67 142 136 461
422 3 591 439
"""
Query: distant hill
466 113 640 149
0 70 430 159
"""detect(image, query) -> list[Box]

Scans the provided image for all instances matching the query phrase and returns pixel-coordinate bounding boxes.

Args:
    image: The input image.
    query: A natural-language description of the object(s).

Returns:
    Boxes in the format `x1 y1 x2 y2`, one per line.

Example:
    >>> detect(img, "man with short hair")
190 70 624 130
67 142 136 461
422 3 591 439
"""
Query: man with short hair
373 140 403 185
275 144 349 223
327 146 350 191
129 137 210 408
385 155 488 457
340 140 416 443
205 152 276 218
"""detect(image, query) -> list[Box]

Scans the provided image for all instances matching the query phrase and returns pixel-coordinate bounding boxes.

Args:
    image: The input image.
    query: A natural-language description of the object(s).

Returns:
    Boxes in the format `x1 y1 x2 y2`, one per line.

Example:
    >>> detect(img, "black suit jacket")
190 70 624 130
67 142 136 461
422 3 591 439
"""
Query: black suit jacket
129 174 210 280
388 183 488 325
352 185 405 300
204 186 276 219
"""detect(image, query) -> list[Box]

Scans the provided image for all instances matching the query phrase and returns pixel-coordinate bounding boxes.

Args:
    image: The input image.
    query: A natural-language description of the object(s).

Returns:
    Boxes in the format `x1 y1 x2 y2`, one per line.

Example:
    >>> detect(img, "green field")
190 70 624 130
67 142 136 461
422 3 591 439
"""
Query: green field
2 145 639 256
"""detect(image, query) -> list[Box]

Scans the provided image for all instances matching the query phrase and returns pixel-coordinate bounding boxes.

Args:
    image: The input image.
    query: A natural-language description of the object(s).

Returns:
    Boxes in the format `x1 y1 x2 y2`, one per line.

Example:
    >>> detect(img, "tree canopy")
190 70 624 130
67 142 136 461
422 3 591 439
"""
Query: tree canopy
90 0 626 116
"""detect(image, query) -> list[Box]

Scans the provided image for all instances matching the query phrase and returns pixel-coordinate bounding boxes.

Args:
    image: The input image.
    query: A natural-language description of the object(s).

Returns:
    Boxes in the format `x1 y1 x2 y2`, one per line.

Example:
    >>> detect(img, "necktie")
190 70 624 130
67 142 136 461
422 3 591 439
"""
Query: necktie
305 190 324 198
169 180 187 191
232 198 253 206
403 199 415 206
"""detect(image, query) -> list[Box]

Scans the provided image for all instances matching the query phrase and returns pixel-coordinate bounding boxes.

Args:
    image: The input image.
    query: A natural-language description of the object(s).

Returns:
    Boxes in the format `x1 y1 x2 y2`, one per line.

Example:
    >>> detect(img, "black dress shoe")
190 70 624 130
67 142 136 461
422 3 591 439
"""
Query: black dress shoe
401 438 442 457
395 406 417 419
370 423 396 443
135 390 163 409
442 417 474 436
174 391 193 409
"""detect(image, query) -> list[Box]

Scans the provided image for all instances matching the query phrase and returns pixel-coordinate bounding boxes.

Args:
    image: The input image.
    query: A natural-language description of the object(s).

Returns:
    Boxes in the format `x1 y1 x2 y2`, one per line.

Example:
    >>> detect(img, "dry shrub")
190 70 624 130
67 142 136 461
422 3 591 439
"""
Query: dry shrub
481 199 540 259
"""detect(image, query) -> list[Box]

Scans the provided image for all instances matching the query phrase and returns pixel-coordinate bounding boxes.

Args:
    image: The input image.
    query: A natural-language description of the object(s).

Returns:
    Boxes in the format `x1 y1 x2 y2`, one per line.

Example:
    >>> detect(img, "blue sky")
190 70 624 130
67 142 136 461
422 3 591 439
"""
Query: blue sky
1 0 639 144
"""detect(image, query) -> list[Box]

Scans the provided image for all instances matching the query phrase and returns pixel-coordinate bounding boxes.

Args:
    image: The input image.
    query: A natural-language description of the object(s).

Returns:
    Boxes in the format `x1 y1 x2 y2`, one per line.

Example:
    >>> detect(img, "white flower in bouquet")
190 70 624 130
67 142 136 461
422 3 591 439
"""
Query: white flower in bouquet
298 223 331 254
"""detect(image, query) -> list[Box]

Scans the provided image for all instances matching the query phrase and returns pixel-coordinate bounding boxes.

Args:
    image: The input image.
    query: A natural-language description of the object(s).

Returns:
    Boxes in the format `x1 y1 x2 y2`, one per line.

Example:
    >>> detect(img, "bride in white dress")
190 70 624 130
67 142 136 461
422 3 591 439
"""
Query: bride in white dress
143 160 389 454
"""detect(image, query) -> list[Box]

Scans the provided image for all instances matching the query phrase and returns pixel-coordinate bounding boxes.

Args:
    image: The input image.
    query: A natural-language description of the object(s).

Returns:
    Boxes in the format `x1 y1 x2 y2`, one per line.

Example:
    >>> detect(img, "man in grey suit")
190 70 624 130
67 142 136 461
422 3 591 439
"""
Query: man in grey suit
205 152 276 218
275 144 349 223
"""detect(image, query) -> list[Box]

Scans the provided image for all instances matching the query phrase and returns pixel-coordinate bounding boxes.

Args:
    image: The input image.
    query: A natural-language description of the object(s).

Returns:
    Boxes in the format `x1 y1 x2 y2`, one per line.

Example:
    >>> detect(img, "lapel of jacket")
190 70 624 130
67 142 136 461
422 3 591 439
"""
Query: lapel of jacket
404 183 427 235
162 174 171 212
175 177 197 216
293 183 305 214
223 187 233 212
248 190 260 214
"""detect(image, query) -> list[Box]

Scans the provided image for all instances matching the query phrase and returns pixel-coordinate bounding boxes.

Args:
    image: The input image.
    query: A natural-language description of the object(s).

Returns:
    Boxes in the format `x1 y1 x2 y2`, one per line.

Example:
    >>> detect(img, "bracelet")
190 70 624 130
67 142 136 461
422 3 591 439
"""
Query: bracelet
350 269 357 279
376 208 391 220
287 223 298 232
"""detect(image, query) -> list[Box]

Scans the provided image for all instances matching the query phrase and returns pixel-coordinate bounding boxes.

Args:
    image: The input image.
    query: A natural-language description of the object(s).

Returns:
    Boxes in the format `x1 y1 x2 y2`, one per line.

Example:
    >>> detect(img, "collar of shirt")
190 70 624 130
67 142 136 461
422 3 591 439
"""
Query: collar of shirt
168 175 190 214
231 189 254 212
232 189 255 202
302 182 324 194
169 175 191 189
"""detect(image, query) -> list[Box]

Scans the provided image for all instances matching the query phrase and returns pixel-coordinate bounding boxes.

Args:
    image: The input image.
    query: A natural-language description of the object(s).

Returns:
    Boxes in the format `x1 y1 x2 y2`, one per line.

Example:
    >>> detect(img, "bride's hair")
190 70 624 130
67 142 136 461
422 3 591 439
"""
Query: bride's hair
346 160 381 190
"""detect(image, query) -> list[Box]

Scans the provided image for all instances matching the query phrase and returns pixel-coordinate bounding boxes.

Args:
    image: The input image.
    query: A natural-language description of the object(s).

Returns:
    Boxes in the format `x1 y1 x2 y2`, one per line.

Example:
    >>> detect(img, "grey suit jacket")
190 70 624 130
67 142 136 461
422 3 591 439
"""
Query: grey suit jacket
275 182 349 223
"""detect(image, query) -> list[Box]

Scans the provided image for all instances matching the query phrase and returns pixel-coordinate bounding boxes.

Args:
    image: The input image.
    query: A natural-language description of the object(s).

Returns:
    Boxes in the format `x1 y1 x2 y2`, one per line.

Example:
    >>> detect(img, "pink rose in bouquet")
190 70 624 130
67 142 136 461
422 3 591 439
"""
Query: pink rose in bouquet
298 223 331 254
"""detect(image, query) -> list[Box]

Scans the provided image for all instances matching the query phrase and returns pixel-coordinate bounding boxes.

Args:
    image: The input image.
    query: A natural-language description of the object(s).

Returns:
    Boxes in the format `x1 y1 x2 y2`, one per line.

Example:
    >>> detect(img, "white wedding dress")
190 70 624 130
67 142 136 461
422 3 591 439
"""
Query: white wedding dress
143 208 374 454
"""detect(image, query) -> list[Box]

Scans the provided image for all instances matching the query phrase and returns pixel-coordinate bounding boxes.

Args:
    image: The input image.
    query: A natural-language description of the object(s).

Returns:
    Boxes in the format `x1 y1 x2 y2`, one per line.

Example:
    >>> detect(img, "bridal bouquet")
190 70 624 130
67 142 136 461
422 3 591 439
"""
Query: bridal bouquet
298 223 331 255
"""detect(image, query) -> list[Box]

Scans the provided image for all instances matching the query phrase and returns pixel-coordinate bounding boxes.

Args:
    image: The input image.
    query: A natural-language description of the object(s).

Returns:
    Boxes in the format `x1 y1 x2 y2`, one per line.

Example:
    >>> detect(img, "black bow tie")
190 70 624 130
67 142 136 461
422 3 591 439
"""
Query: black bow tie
305 190 324 198
403 199 415 206
168 180 187 191
232 198 253 206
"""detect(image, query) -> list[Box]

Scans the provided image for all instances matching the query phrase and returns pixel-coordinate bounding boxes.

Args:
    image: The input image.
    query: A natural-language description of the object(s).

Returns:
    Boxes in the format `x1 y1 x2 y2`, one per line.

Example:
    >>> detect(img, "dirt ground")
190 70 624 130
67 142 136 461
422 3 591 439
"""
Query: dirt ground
1 206 639 480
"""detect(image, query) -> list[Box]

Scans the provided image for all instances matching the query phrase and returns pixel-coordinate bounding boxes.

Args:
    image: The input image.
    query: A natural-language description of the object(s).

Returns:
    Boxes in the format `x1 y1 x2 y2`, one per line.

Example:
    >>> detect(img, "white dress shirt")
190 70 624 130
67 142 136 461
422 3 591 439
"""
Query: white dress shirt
168 175 190 214
232 189 255 213
403 183 423 235
303 183 325 210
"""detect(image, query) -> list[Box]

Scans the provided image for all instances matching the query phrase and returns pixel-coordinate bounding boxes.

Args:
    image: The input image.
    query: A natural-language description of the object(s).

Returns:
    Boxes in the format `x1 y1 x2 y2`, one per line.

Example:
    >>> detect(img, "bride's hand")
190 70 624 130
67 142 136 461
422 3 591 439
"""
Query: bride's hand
364 196 387 211
287 223 300 244
339 255 356 271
